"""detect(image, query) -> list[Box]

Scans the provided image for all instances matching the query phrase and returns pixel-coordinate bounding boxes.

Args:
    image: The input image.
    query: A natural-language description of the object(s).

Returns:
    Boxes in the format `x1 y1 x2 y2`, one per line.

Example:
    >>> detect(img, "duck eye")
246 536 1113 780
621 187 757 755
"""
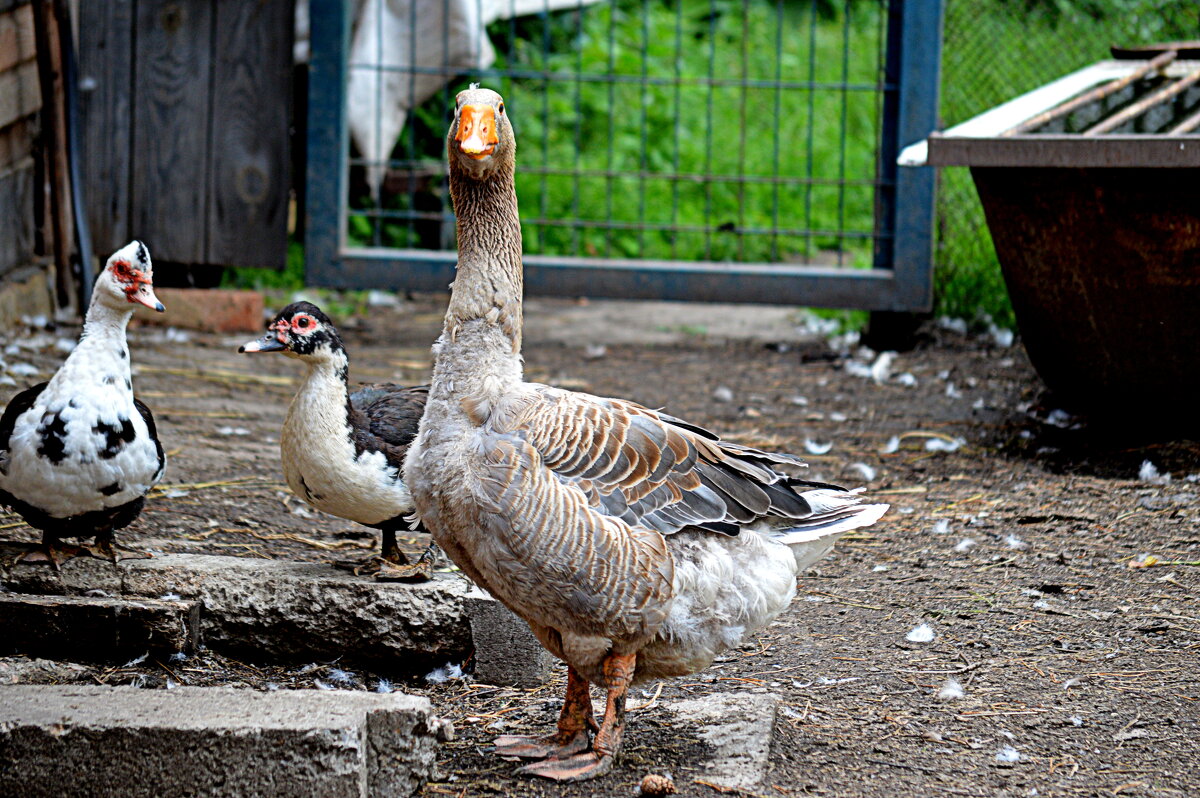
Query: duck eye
297 318 309 328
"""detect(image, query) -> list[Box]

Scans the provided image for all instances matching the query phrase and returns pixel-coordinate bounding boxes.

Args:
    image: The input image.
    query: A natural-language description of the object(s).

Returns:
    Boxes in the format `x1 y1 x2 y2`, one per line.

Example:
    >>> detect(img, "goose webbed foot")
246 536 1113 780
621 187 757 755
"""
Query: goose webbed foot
492 665 598 761
492 729 591 760
514 655 633 782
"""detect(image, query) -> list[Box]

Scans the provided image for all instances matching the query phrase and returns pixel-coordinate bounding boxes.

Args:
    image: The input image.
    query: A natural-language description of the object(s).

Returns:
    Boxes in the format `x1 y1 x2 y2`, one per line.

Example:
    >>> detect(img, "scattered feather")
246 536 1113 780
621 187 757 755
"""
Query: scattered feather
945 382 962 399
829 411 848 423
936 678 964 701
1068 715 1083 727
1004 534 1029 551
313 679 335 690
216 426 251 436
932 519 950 535
846 462 876 481
425 663 465 684
168 652 188 663
366 290 400 307
712 386 734 403
844 361 873 379
1139 460 1170 485
375 678 394 694
1062 677 1084 690
327 667 356 686
804 438 833 455
896 372 917 387
872 564 890 572
937 317 968 335
954 538 977 553
906 623 935 643
124 652 149 668
9 363 38 376
995 746 1021 763
583 344 607 360
159 593 182 601
880 436 901 454
925 437 963 452
788 395 809 406
1044 408 1080 429
54 338 76 353
870 351 896 384
990 326 1014 347
162 489 190 498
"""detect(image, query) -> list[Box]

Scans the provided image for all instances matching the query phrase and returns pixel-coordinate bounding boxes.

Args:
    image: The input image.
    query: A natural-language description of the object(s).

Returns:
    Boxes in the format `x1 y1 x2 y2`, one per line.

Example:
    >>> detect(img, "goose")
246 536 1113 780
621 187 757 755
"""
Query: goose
0 241 166 565
404 86 891 782
239 302 432 582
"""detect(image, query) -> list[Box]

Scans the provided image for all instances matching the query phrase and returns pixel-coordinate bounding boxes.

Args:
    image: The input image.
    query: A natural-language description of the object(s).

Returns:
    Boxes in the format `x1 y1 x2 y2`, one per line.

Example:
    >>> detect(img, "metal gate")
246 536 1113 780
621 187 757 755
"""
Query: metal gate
305 0 941 310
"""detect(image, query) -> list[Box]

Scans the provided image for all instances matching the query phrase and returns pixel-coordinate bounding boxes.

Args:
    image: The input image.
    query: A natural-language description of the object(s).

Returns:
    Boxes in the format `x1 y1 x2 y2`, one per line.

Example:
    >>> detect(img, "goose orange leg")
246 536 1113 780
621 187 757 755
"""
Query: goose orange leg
492 665 597 759
517 652 636 781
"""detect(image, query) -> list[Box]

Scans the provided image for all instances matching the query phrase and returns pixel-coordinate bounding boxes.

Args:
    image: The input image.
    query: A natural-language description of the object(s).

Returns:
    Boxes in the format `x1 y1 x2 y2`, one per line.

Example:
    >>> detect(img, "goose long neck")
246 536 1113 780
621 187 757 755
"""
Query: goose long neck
445 162 524 355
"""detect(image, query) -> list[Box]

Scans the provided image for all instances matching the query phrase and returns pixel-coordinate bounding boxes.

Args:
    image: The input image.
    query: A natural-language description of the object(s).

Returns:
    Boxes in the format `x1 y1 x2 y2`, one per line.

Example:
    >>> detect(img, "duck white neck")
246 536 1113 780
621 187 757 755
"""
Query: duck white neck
287 350 353 441
51 299 135 391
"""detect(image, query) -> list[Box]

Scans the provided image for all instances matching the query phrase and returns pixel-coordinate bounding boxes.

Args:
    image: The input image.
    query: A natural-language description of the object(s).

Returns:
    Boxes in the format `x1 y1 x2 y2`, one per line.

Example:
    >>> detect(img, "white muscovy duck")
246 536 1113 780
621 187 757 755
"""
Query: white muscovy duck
239 301 432 581
0 240 166 565
403 86 891 781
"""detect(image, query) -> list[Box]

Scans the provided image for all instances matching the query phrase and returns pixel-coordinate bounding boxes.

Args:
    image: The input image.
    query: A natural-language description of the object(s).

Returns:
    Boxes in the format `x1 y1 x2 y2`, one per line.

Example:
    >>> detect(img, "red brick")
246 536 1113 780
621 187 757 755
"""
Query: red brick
144 288 264 333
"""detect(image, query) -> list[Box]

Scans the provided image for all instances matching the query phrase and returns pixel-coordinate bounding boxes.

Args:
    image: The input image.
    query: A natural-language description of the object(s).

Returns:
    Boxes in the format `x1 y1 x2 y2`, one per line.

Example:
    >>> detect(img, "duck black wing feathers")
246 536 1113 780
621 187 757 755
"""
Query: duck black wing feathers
0 382 48 463
133 397 165 479
348 384 429 471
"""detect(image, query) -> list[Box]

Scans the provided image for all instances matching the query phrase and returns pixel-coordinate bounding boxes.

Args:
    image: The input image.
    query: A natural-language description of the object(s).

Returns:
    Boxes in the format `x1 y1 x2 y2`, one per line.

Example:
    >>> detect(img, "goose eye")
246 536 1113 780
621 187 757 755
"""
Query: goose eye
498 102 505 116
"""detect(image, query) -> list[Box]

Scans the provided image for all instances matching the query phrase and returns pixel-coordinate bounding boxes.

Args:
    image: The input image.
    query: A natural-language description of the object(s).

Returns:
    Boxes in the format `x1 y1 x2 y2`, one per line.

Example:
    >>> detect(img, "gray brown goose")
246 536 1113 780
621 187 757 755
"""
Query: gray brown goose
0 241 166 565
404 86 890 781
239 302 431 581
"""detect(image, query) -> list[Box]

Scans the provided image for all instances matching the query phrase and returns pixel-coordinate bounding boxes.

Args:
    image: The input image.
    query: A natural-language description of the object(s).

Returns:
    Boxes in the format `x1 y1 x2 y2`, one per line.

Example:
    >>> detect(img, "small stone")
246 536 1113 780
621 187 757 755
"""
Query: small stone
639 773 677 796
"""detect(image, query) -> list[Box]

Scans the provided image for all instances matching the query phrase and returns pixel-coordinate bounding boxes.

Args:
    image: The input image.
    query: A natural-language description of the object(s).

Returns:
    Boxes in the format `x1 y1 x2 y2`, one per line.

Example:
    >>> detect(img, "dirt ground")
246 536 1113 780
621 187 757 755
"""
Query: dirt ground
1 295 1197 798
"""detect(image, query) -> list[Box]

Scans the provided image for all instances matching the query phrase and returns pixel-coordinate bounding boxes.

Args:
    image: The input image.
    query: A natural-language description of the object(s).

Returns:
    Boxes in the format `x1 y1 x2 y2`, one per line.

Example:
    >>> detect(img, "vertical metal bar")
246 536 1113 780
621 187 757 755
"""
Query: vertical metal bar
670 0 683 260
637 0 649 257
572 0 585 255
735 0 749 261
769 0 783 262
539 0 552 253
836 0 852 264
803 0 818 262
702 0 717 260
604 0 616 257
304 0 350 284
875 0 942 312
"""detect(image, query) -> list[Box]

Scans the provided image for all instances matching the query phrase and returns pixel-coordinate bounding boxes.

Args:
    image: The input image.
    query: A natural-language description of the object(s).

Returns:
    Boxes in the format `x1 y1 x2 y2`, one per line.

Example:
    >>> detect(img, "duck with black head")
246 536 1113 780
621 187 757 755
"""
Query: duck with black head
240 301 432 581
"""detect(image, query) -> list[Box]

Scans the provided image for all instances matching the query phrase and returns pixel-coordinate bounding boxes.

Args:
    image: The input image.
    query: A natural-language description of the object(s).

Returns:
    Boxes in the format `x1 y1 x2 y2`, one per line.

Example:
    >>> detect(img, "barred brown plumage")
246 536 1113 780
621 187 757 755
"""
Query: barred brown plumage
404 86 890 782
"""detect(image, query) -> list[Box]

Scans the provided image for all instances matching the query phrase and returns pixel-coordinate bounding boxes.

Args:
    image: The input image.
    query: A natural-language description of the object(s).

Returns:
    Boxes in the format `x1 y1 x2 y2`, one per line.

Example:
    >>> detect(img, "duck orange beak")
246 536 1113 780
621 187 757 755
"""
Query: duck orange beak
456 104 498 159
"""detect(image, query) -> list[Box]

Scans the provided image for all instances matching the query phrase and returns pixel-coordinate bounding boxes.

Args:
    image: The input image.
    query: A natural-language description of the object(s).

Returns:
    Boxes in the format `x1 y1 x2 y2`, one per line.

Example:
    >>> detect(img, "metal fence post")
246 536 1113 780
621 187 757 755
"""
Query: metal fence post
873 0 943 320
304 0 350 283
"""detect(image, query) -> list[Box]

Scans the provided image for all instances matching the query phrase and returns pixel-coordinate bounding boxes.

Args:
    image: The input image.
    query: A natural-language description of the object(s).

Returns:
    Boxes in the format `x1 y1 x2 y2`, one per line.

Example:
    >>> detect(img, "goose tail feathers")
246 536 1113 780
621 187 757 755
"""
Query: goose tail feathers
766 489 890 570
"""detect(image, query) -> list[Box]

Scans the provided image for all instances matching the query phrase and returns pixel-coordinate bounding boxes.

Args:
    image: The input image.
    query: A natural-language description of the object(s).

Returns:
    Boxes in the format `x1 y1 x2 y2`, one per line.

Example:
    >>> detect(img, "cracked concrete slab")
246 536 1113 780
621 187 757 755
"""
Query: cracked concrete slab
668 691 780 789
0 684 453 797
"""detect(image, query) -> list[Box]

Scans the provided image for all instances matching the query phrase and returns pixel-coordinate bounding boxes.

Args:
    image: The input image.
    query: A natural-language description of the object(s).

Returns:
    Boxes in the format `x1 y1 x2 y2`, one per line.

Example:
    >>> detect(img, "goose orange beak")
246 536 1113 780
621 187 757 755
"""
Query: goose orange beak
456 104 498 159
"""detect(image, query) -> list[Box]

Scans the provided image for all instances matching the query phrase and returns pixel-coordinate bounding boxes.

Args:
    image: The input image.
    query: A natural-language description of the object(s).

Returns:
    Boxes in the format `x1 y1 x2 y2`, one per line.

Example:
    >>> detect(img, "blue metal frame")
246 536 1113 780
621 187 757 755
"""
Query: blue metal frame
305 0 943 311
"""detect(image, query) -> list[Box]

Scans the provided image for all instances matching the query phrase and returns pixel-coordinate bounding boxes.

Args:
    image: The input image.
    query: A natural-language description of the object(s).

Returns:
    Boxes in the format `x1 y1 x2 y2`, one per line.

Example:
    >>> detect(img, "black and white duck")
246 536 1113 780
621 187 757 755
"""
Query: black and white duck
239 301 432 581
0 240 166 565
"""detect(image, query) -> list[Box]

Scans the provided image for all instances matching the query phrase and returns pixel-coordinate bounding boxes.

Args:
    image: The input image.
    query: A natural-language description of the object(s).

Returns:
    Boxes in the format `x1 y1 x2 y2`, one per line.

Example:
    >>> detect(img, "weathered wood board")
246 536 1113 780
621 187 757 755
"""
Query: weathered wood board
78 0 292 269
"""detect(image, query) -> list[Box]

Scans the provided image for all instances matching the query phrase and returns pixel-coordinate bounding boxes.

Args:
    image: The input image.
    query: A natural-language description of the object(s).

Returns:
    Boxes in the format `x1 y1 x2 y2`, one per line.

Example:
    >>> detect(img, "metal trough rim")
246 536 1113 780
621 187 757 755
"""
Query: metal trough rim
900 59 1200 168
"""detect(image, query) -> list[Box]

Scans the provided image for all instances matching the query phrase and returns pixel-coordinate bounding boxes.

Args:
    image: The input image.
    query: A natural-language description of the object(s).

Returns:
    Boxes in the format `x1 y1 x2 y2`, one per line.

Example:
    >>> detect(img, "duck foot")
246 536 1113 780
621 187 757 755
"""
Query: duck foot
516 751 614 782
82 538 152 563
491 729 591 760
11 542 88 570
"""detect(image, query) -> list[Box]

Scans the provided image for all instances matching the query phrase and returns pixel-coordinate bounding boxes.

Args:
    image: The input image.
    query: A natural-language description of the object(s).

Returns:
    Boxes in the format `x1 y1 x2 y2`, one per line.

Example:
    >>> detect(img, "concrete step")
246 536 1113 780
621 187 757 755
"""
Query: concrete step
0 684 453 797
0 593 198 662
2 553 472 669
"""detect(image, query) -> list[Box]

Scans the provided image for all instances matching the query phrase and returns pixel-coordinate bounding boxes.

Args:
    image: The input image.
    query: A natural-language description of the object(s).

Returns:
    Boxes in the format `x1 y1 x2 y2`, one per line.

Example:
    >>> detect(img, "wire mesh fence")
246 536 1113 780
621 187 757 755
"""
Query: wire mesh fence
937 0 1199 325
345 0 894 271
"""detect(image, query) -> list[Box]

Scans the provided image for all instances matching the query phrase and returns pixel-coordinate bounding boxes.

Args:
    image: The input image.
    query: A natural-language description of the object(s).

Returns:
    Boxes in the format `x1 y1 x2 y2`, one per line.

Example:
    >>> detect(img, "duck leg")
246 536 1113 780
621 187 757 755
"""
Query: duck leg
492 666 597 760
517 652 635 781
374 529 433 583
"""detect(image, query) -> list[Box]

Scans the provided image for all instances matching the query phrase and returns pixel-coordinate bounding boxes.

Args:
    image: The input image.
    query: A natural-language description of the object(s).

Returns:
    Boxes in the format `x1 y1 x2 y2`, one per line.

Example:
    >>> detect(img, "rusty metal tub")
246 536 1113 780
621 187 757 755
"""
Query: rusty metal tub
903 52 1200 420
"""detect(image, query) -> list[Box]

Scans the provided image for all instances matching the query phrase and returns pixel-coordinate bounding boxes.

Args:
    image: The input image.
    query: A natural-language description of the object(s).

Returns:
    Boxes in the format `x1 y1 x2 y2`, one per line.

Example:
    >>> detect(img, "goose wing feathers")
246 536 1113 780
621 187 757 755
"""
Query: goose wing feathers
348 384 428 469
501 385 840 536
